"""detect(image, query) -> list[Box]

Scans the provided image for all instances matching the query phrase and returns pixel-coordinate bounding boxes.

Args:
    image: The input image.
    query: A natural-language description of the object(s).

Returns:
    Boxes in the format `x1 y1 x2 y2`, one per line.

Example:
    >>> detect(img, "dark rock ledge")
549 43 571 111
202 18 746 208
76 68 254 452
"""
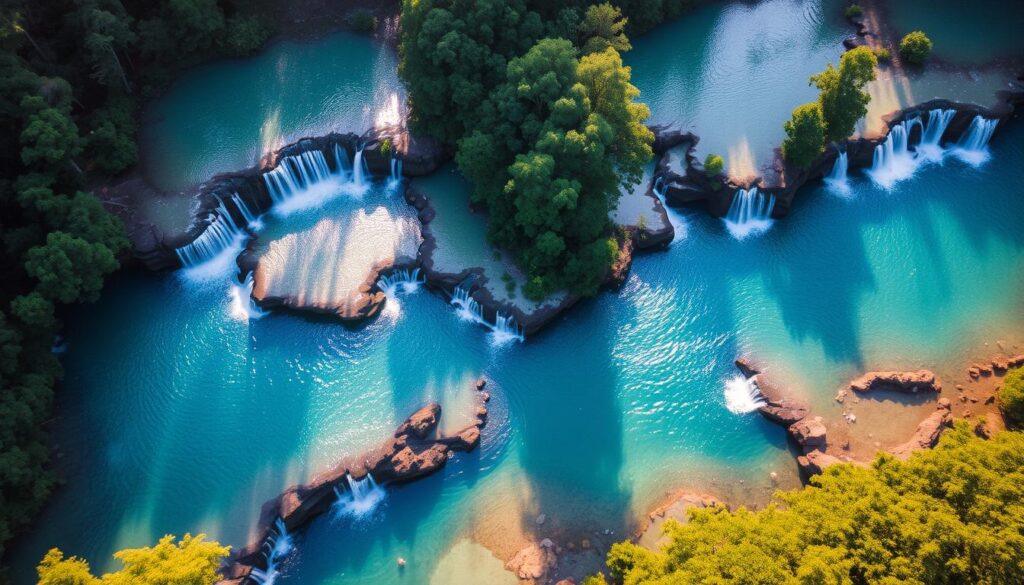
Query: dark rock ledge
216 399 486 585
734 357 952 479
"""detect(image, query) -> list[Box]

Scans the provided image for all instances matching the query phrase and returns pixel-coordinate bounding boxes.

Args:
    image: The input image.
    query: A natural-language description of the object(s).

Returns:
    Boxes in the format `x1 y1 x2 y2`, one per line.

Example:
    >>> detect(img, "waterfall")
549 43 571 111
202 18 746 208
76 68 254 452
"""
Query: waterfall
175 201 247 271
248 518 293 585
450 286 524 344
229 272 268 321
825 149 849 195
951 116 998 167
378 268 423 297
723 187 775 240
331 473 387 521
868 120 919 189
262 145 368 216
231 192 262 230
388 158 403 191
917 109 956 161
724 375 766 414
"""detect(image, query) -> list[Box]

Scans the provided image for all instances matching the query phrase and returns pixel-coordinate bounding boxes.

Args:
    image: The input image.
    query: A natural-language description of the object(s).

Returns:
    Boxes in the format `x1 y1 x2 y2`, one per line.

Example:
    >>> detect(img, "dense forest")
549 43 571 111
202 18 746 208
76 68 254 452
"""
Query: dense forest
0 0 270 578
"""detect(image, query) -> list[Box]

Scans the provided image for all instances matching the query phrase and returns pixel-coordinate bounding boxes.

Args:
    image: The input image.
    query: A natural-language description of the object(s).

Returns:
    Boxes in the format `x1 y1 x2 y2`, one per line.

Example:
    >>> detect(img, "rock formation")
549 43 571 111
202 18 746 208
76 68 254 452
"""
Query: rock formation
889 399 953 460
849 370 941 394
506 540 558 582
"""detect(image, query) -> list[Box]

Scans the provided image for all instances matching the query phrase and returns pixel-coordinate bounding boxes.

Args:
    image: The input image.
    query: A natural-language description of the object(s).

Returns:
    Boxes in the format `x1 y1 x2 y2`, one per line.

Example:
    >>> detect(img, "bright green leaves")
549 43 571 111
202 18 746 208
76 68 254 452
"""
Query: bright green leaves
811 46 877 143
783 102 827 168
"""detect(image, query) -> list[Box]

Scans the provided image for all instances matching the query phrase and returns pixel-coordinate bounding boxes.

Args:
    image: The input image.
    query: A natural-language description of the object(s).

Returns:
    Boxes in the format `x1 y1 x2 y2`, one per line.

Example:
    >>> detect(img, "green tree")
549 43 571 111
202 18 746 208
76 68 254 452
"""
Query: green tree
579 3 631 56
703 153 723 176
595 423 1024 584
1000 367 1024 424
19 99 83 172
899 31 933 65
85 95 137 174
11 291 57 330
37 534 229 585
811 46 877 143
23 231 119 304
70 0 137 93
782 102 826 168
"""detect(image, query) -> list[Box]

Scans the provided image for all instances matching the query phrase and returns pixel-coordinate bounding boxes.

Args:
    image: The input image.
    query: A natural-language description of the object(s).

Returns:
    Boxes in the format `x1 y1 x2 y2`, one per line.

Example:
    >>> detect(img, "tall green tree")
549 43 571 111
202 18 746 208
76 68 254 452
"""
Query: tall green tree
811 45 877 143
782 101 826 168
579 3 631 55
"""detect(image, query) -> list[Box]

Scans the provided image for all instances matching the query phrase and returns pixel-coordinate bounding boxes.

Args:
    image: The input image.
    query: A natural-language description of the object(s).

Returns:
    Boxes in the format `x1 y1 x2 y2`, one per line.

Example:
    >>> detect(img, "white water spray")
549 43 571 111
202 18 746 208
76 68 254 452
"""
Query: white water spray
825 149 849 195
723 187 775 240
331 473 387 521
229 272 268 321
951 115 998 167
724 375 766 414
248 518 293 585
917 108 955 162
450 286 524 345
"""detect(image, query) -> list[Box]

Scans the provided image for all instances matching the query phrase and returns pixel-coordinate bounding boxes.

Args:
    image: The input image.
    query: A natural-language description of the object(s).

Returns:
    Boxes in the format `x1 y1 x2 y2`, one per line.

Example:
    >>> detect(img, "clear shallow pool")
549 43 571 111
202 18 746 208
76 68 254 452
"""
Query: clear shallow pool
141 32 403 192
11 115 1024 583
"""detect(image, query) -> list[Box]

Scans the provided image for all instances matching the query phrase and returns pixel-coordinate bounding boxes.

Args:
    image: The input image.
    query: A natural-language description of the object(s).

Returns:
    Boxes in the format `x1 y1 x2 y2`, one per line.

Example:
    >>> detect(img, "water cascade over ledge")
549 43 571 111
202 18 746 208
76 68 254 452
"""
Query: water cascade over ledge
331 473 387 521
246 518 293 585
918 109 956 161
378 268 424 298
825 149 849 195
869 109 960 189
230 272 268 321
723 187 775 240
451 286 524 345
951 116 999 167
723 374 767 414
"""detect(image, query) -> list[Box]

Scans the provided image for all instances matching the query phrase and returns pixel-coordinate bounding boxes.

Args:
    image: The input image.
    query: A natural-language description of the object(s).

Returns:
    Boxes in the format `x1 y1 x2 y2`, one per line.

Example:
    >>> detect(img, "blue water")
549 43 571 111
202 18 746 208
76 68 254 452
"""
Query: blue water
10 121 1024 582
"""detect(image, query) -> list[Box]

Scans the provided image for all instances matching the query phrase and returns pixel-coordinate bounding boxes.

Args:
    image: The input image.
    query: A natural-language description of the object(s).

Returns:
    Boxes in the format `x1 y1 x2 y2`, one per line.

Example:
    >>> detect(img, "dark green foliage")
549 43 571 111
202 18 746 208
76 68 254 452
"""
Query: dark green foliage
1000 368 1024 424
873 46 891 62
86 95 137 173
703 153 723 176
900 30 933 65
350 9 378 33
595 424 1024 584
845 4 863 18
811 45 877 143
579 3 630 55
19 100 82 171
782 102 826 168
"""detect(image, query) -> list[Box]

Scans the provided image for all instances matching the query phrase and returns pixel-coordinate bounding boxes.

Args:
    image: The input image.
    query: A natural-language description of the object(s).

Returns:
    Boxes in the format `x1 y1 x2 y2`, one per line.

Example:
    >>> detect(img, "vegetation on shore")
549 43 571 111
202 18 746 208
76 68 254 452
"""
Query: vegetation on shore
1000 367 1024 424
401 1 659 299
783 46 877 168
900 31 933 65
36 534 228 584
587 423 1024 584
0 0 273 577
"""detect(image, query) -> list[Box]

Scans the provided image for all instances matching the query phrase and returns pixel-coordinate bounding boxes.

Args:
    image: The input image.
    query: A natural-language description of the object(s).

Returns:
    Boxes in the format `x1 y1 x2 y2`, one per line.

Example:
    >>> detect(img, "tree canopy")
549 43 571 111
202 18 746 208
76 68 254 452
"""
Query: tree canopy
36 534 229 585
811 46 877 143
782 101 826 168
1000 368 1024 424
589 423 1024 585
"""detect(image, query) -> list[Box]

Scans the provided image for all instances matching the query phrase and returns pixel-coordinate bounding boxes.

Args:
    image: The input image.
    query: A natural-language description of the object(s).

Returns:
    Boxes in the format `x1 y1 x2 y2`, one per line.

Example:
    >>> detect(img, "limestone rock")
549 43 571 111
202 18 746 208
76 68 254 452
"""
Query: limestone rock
889 400 952 460
506 542 558 581
789 416 827 452
797 450 844 476
395 403 441 439
849 370 941 394
385 443 450 480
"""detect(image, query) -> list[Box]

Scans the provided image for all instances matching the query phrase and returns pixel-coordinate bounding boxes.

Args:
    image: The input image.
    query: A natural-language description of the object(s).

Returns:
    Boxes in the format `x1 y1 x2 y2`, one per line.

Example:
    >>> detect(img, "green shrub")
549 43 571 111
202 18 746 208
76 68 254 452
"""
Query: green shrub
351 9 378 33
703 153 724 176
782 102 826 168
812 46 877 142
873 46 892 62
845 4 863 18
899 31 933 65
1000 368 1024 424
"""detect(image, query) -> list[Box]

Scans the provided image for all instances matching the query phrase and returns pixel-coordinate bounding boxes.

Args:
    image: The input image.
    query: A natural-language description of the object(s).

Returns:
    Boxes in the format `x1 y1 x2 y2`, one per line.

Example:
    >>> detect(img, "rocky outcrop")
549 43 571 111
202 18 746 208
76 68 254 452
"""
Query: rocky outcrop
219 401 485 584
506 540 558 582
733 357 810 426
361 124 449 177
789 416 828 452
889 399 953 460
849 370 942 394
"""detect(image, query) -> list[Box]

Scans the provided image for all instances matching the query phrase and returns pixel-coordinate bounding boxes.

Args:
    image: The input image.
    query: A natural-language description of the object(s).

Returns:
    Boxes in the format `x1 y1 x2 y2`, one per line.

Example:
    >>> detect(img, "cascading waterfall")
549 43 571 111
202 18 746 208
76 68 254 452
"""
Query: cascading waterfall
231 192 262 230
917 108 956 161
824 149 849 195
450 286 524 344
723 187 775 240
868 119 918 189
387 158 403 190
951 115 998 167
723 375 767 414
332 143 350 175
378 268 423 297
229 272 268 320
175 196 248 273
352 146 367 188
264 150 333 203
248 518 293 585
262 145 368 216
331 473 386 520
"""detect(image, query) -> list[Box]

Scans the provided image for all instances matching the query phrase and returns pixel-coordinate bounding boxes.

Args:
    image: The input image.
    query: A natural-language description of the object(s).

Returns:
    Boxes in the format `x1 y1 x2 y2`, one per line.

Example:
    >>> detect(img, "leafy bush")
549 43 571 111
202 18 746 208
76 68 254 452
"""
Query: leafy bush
873 46 892 62
782 102 826 168
845 4 863 18
351 9 379 33
812 46 877 142
703 153 724 176
900 31 933 65
593 423 1024 584
37 534 229 584
1000 367 1024 424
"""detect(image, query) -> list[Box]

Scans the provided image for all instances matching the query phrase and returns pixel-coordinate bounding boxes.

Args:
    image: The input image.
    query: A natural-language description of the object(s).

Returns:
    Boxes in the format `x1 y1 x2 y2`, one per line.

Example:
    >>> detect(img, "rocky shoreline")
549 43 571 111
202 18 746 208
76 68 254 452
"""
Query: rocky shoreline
217 390 490 585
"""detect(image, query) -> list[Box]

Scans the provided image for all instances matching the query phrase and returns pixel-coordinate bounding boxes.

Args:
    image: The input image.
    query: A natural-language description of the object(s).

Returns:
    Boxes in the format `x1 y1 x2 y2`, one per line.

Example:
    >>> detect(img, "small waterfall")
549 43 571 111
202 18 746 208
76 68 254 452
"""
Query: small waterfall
230 272 268 320
353 146 367 188
824 149 849 195
249 518 293 585
331 473 387 521
918 109 956 159
951 116 998 167
387 158 403 191
378 268 423 297
868 120 919 189
332 143 351 175
262 145 368 216
263 150 333 203
723 187 775 240
450 286 524 344
175 204 246 269
724 375 766 414
231 192 262 230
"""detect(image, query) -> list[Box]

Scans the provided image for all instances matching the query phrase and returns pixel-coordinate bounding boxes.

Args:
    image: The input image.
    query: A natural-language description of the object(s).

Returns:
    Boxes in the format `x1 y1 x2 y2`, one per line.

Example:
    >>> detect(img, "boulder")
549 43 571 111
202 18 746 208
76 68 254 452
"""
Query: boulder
889 399 952 460
506 542 558 581
381 443 450 481
849 370 941 394
797 450 844 476
759 398 810 427
789 416 827 452
734 356 760 378
395 403 441 439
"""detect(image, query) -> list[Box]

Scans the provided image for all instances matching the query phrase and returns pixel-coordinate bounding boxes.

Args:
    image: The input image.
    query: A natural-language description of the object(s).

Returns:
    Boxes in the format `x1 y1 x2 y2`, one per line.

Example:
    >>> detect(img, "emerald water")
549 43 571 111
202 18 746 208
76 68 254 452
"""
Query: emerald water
10 3 1024 583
